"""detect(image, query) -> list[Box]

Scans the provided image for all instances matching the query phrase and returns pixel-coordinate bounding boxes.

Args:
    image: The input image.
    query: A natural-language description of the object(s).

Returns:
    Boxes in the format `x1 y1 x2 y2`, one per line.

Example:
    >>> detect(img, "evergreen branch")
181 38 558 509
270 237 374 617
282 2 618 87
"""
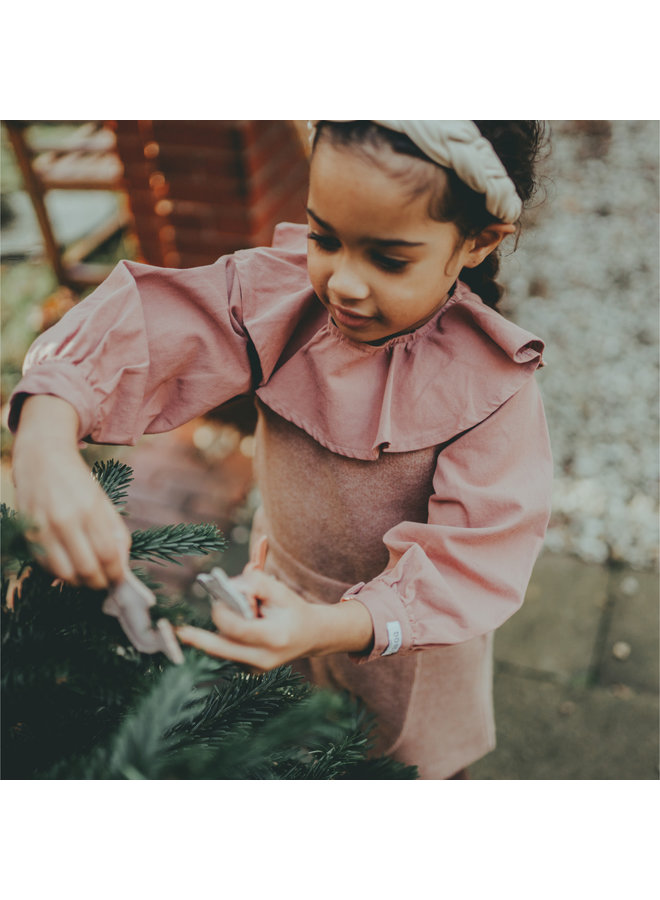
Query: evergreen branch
91 459 134 509
130 523 226 564
266 701 418 780
135 685 345 780
180 664 314 744
185 690 362 779
59 654 222 779
282 731 370 779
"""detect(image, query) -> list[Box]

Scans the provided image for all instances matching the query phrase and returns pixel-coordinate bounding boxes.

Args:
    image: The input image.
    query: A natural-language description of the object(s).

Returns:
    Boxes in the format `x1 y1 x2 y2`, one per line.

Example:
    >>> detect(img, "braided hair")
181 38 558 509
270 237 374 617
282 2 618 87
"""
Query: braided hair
312 121 547 309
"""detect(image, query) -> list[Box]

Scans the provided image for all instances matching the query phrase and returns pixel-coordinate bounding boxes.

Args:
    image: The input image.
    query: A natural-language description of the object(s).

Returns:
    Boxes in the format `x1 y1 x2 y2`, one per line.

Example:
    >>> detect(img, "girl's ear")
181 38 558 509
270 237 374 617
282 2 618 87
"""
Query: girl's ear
463 223 516 268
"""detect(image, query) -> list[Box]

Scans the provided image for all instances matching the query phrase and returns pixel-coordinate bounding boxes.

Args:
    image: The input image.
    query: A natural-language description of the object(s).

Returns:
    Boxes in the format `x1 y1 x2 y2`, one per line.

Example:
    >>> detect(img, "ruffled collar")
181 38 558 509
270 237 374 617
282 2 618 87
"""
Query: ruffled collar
255 280 544 460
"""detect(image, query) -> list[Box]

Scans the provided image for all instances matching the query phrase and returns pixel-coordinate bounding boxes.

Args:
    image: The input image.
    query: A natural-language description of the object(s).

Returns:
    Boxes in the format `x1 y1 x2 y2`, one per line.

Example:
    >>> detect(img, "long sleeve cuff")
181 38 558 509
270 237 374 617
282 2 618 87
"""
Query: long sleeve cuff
9 361 100 441
342 576 416 664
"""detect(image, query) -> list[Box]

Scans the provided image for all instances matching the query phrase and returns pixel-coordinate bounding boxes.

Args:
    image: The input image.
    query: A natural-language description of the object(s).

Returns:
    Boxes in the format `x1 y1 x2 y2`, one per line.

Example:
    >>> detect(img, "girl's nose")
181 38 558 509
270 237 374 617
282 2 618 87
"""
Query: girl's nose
327 259 370 301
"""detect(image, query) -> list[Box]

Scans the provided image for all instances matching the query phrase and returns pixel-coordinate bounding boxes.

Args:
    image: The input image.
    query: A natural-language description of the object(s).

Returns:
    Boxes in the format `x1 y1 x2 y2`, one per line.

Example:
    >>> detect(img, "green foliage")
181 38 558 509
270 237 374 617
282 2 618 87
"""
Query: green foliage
0 503 33 567
49 656 415 780
130 523 226 565
91 458 134 510
1 459 418 781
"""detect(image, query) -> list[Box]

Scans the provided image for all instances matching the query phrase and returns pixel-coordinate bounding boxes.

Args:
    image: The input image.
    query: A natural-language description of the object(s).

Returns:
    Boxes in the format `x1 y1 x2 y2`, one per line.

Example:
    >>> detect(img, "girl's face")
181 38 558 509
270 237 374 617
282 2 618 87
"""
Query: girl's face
306 139 509 343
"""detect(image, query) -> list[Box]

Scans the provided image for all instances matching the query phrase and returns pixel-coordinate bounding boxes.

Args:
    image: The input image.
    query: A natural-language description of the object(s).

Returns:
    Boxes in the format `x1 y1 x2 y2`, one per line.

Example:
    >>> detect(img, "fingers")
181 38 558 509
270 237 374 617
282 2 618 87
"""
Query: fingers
53 515 128 590
175 567 313 669
243 535 268 573
227 573 260 617
85 514 132 587
176 624 271 670
239 568 288 604
230 568 288 619
209 601 268 646
57 530 108 590
27 497 131 590
30 533 77 585
12 436 133 590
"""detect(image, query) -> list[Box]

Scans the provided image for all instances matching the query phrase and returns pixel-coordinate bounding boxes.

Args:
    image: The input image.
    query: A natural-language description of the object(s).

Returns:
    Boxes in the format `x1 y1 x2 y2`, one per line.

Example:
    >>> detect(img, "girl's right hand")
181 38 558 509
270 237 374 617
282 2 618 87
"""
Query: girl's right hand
11 395 131 590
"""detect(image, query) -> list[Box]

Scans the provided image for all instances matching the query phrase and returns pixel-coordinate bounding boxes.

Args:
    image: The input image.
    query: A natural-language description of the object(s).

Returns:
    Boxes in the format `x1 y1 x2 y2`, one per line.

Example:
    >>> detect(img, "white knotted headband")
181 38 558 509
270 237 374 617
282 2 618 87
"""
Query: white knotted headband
308 120 522 224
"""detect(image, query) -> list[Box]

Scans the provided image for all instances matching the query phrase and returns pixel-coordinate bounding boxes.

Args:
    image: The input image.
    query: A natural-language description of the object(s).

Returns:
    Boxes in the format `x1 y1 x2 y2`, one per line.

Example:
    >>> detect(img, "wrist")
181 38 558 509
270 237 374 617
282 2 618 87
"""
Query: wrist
13 395 81 447
308 599 374 657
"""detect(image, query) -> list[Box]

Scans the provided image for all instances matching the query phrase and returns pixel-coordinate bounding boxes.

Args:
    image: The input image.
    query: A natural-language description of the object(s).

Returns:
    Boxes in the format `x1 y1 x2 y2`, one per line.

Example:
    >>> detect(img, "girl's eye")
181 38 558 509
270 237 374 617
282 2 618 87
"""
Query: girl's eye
307 232 340 252
370 252 409 273
308 232 409 273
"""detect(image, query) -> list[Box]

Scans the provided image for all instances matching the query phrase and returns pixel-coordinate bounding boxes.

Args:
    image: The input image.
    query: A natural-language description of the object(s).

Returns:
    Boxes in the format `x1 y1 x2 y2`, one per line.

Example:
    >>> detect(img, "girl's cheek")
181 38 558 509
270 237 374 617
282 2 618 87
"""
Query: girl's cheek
307 259 328 299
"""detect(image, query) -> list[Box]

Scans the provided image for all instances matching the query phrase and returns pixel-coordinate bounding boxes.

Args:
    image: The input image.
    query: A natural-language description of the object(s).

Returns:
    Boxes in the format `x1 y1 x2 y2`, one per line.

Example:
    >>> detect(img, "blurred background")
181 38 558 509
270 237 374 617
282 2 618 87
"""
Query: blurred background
1 120 658 779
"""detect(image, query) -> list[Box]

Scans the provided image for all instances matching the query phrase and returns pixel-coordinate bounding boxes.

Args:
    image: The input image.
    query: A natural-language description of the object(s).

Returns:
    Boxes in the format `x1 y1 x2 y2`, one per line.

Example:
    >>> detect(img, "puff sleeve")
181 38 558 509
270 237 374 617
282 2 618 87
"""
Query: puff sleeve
10 257 258 444
345 377 553 661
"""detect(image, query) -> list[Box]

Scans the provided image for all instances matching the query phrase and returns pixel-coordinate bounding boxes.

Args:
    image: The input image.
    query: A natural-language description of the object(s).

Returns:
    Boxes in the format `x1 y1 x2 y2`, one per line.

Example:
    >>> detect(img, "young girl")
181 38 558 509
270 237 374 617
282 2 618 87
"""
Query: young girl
10 120 552 779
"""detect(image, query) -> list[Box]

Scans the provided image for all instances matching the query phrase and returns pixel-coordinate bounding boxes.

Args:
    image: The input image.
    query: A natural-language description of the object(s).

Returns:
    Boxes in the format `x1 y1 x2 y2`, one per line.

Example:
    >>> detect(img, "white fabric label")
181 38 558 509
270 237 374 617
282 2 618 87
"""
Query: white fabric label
382 620 403 656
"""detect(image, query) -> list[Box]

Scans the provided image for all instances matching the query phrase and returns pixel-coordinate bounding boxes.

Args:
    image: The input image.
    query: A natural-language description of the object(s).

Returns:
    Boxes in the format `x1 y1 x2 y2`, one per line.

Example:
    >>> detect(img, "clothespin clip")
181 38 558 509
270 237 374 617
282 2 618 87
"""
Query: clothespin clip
103 569 184 664
196 536 268 620
196 568 255 619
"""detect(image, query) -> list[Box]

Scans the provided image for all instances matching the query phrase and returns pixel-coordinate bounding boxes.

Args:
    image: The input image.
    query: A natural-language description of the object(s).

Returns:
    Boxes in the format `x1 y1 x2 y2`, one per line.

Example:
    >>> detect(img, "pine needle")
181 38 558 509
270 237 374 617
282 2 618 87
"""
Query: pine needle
50 654 221 779
91 459 134 510
129 523 226 564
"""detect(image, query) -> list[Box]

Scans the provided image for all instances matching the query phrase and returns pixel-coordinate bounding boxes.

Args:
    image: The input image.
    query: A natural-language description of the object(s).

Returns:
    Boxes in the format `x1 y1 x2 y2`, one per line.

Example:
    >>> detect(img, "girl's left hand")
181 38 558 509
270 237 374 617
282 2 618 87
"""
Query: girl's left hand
175 569 323 671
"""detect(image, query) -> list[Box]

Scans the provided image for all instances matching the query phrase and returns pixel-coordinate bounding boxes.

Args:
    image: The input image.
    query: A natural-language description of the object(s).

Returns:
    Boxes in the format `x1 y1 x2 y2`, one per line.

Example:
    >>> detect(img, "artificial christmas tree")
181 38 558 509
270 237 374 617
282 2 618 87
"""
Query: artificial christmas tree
1 459 417 780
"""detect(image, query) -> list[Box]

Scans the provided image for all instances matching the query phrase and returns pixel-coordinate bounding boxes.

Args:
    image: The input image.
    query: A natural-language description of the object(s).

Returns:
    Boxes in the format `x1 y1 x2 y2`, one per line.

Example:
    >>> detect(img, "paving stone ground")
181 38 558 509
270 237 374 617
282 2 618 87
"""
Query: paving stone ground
470 672 658 780
471 555 659 780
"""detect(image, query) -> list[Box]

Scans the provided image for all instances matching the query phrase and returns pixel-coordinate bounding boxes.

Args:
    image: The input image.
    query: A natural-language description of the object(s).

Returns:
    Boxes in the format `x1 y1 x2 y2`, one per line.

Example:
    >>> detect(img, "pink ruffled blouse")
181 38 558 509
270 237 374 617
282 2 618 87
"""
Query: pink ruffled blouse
10 222 553 664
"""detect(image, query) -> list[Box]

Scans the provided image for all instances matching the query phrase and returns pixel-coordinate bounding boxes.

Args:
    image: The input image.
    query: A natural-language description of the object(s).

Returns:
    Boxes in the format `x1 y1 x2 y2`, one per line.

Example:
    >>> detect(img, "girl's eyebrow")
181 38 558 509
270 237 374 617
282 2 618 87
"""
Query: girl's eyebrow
306 207 426 248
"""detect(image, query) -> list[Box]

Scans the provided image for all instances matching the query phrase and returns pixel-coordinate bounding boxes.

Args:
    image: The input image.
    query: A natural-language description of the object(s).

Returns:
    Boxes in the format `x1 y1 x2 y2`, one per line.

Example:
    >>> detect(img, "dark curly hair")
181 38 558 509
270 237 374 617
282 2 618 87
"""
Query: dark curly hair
312 120 548 309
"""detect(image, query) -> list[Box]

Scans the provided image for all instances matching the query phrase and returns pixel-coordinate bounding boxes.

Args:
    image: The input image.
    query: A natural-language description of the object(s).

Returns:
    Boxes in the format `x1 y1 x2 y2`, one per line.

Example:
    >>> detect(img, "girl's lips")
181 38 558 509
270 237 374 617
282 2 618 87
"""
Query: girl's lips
331 305 375 329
